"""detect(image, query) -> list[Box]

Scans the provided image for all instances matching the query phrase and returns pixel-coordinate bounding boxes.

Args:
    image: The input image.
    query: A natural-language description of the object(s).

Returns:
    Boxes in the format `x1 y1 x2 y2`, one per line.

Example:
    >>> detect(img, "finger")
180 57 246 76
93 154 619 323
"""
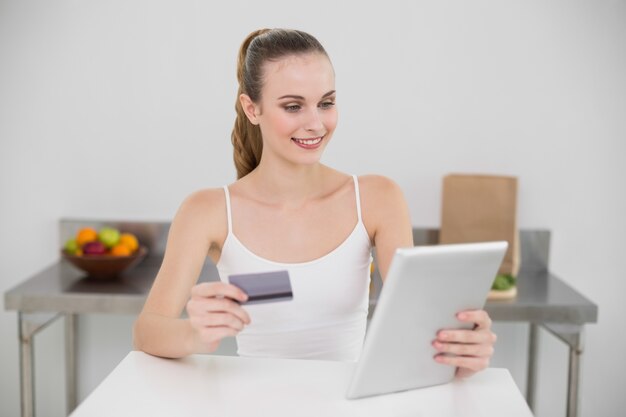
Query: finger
191 282 248 303
198 326 240 345
191 313 246 331
432 340 494 357
434 353 490 372
204 297 251 324
187 297 251 325
456 309 492 330
436 329 496 345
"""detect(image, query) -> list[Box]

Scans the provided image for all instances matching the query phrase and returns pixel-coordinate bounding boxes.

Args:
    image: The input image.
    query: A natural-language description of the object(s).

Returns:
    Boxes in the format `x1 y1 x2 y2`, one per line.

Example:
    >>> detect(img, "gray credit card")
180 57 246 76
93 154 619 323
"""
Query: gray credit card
228 270 293 305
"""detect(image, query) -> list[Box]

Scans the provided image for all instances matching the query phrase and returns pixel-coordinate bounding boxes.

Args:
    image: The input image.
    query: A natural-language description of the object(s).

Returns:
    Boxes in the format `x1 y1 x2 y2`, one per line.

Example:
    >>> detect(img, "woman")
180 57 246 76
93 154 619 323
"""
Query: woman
133 28 496 378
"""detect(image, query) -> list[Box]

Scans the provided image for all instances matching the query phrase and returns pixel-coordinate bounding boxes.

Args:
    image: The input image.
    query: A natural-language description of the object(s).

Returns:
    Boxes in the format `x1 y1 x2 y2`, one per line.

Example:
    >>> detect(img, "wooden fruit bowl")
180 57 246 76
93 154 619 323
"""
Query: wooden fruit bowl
62 246 148 278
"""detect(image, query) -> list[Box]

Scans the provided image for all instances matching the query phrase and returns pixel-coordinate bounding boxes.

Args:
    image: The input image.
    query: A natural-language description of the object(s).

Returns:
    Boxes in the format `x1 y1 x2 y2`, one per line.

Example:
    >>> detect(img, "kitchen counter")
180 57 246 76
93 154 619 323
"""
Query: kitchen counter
4 220 597 417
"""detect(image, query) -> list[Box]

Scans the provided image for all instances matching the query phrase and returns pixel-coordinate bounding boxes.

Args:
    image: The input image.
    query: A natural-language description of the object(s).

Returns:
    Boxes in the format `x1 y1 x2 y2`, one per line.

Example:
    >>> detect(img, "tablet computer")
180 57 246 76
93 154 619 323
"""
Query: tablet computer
346 241 508 399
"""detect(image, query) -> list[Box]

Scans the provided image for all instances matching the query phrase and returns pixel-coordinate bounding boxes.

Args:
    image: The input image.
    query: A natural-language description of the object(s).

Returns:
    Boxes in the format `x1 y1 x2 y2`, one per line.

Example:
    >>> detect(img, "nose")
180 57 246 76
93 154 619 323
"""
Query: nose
304 107 324 133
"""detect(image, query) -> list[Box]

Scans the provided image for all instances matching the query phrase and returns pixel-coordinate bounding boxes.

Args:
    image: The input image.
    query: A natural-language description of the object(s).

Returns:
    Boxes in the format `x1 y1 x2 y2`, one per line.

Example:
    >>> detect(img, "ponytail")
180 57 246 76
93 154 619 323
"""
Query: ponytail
230 28 329 179
231 29 269 179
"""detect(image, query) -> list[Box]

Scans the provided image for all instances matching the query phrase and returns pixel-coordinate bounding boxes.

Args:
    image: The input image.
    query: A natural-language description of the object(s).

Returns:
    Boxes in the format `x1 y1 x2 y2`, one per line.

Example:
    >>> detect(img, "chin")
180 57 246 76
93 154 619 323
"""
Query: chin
294 155 324 167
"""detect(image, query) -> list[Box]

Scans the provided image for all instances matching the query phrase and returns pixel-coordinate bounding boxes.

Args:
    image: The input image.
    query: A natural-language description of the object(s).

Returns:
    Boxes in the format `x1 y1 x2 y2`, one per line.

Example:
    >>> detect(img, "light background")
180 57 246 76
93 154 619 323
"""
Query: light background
1 1 624 416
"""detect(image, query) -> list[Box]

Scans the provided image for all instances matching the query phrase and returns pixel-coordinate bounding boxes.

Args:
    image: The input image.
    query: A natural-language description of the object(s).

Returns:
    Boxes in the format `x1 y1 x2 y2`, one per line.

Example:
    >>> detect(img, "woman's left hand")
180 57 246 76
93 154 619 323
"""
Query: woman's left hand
432 309 497 378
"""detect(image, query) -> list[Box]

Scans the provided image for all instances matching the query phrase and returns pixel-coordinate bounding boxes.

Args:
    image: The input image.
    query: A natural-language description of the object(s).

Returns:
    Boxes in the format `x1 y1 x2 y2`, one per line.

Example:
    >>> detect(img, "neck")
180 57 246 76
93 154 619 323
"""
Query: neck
245 160 328 206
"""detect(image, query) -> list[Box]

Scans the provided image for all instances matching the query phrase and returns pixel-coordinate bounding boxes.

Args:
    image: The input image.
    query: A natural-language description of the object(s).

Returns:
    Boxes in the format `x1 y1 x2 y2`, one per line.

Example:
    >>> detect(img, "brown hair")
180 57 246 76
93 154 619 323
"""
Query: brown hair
231 29 329 179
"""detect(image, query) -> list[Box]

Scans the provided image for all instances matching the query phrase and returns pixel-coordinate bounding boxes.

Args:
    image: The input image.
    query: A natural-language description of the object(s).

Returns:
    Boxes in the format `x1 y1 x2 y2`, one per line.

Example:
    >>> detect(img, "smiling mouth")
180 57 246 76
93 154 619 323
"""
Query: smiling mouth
291 136 323 146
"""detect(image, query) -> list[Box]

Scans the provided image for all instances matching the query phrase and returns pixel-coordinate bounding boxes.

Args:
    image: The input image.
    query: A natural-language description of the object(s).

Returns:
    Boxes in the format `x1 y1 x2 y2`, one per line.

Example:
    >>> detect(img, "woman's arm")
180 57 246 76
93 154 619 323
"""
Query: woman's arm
360 175 413 280
133 189 250 358
361 175 496 377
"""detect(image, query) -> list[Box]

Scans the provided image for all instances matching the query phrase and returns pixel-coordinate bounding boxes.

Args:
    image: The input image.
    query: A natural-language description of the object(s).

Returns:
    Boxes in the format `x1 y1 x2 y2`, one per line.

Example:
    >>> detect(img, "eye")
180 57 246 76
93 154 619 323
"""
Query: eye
284 104 301 112
319 101 335 110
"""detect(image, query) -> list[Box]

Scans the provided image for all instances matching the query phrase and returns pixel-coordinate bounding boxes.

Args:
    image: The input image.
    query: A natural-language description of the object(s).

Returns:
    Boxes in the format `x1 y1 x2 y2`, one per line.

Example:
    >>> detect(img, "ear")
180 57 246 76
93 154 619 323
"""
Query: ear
239 94 260 125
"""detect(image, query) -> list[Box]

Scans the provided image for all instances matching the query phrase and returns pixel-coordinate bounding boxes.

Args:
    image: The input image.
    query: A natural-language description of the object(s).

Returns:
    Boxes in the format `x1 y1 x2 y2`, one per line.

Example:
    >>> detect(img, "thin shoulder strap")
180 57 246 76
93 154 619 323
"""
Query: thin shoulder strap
352 175 363 223
222 185 233 234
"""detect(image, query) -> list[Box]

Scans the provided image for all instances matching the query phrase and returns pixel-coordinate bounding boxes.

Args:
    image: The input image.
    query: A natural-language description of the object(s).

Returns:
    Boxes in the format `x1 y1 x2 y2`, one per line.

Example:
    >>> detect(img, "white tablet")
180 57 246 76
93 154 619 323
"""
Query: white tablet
346 241 508 399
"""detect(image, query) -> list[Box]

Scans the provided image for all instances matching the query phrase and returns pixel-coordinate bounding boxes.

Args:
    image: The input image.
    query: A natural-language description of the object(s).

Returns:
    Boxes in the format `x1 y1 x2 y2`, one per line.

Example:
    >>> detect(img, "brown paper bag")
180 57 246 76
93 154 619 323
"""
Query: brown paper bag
439 174 520 277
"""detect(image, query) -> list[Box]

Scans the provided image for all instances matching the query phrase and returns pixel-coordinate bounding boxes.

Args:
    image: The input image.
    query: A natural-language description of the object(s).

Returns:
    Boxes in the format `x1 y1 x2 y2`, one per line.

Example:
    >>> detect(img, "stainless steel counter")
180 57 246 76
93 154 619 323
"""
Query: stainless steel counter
4 256 218 315
4 221 598 417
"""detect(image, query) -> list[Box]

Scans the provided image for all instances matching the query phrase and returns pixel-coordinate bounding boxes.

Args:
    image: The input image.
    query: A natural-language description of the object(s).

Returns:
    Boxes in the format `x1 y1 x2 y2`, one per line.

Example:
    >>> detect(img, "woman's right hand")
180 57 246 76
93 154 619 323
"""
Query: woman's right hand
186 282 251 353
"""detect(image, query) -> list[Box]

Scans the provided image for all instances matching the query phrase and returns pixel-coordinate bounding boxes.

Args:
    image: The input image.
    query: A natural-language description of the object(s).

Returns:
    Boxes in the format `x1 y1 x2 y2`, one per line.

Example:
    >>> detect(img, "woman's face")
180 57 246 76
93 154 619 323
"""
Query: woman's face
248 52 337 168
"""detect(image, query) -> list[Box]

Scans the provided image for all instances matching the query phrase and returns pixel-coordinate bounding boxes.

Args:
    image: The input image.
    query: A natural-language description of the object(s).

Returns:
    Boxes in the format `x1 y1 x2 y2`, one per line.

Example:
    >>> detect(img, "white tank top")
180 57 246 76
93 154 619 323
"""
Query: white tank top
216 175 373 362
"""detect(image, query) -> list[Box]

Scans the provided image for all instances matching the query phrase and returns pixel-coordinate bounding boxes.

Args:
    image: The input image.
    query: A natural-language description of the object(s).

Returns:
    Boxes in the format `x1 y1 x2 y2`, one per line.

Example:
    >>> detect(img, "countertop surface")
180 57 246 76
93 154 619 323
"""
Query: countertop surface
69 351 534 417
5 255 598 325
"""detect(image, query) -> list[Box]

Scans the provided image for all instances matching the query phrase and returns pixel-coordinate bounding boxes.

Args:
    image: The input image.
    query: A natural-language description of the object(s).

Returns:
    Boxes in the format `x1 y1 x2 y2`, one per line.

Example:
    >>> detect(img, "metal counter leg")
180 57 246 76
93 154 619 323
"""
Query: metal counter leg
18 312 62 417
18 313 35 417
543 323 584 417
65 313 78 414
525 323 539 411
565 328 584 417
567 343 581 417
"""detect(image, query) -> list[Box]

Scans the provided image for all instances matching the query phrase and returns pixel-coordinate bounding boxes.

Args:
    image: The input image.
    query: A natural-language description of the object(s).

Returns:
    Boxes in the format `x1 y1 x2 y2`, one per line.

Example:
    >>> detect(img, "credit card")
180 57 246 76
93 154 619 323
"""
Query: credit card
228 270 293 305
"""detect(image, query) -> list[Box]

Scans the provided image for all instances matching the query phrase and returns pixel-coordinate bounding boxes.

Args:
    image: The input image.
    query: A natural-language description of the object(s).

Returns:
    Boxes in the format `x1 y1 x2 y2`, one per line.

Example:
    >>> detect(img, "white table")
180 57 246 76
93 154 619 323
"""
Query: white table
70 351 533 417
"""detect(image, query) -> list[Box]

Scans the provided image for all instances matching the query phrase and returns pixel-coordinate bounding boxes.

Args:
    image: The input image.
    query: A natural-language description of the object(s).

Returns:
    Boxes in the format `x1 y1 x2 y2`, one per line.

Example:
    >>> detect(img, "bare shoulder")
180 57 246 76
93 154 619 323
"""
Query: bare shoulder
172 187 228 251
357 175 411 242
358 174 408 211
175 188 223 221
178 187 225 217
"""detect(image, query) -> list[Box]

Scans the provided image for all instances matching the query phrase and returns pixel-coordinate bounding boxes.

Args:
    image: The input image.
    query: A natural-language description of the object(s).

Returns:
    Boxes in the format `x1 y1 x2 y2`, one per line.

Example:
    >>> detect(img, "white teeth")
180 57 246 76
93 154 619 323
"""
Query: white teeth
294 137 322 145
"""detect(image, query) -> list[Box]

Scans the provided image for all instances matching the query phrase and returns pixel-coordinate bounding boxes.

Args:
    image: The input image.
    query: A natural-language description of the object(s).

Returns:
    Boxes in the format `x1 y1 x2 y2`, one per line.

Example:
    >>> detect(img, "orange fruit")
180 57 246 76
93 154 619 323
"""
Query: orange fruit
119 233 139 252
110 244 132 256
76 227 98 246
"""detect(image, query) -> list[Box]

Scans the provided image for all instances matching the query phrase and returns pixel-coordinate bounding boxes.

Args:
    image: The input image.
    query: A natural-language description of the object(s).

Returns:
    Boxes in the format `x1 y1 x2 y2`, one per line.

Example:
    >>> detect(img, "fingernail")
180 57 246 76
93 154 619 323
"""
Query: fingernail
458 312 467 320
440 331 449 340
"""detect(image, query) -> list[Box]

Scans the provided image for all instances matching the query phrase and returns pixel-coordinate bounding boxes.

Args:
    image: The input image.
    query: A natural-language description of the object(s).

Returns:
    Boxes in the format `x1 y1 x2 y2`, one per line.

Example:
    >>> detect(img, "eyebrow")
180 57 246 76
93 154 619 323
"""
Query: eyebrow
277 90 336 100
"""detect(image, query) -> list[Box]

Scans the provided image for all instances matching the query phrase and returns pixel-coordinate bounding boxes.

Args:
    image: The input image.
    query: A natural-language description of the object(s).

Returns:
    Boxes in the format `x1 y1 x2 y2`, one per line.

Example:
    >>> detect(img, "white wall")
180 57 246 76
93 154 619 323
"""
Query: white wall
1 1 624 416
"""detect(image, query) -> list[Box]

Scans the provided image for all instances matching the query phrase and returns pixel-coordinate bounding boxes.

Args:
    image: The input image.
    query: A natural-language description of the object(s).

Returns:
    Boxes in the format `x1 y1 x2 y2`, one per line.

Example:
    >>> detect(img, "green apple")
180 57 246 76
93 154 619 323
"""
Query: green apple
98 227 120 248
64 238 79 255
